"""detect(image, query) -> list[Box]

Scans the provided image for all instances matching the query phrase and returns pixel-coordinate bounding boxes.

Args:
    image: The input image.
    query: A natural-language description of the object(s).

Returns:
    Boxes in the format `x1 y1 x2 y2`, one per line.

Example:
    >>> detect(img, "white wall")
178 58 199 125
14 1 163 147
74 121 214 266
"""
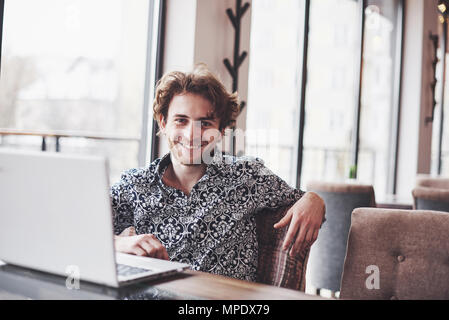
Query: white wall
194 0 251 133
160 0 251 157
163 0 197 73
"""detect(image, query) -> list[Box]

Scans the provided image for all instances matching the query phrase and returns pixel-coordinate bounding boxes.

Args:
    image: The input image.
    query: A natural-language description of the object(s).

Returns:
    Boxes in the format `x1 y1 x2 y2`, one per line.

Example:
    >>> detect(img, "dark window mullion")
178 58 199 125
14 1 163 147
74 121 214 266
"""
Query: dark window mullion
351 0 366 179
0 0 5 77
138 0 159 167
150 0 167 162
389 0 405 194
295 0 310 189
437 16 447 175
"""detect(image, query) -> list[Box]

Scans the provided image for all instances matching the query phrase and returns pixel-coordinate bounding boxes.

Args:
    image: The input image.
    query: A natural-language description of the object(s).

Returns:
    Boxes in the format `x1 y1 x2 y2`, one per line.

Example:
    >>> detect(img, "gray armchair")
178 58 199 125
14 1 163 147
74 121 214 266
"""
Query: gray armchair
305 181 376 294
412 187 449 212
412 175 449 212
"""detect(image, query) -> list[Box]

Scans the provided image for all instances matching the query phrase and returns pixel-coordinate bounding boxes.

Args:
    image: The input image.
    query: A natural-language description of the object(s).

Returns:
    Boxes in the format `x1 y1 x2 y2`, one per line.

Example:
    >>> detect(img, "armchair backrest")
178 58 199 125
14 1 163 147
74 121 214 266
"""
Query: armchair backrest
415 175 449 189
305 181 376 292
412 187 449 211
255 205 309 291
340 208 449 300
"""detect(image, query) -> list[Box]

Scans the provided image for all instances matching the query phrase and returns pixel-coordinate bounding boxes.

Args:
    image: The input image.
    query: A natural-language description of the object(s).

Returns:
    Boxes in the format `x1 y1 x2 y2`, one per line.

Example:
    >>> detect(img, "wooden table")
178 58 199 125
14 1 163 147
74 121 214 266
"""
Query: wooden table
151 270 324 300
376 194 414 210
0 264 325 300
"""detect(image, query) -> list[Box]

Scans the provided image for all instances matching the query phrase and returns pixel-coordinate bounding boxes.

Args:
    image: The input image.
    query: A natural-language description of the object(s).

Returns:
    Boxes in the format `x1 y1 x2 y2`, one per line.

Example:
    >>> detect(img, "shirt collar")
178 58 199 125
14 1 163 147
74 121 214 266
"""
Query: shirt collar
153 152 172 183
151 152 221 184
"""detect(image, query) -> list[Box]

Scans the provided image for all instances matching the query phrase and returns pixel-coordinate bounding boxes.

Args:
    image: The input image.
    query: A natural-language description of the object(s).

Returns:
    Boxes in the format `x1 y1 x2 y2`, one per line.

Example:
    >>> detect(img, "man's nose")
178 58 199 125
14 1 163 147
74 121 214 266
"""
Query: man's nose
187 121 202 144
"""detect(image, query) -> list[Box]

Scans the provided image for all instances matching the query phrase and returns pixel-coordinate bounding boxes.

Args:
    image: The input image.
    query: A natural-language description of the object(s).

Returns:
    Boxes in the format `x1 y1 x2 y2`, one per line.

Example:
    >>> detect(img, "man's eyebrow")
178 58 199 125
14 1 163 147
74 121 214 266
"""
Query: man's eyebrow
173 114 217 121
198 116 217 121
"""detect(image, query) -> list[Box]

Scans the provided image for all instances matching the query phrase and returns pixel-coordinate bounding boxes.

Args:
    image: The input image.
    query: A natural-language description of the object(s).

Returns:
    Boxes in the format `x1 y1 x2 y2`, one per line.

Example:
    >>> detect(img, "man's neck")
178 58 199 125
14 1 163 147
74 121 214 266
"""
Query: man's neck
163 156 207 195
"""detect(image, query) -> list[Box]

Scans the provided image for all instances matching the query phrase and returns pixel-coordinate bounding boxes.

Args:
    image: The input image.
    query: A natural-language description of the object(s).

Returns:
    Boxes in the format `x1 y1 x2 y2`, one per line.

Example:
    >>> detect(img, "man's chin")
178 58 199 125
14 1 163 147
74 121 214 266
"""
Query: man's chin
171 152 204 166
171 145 216 165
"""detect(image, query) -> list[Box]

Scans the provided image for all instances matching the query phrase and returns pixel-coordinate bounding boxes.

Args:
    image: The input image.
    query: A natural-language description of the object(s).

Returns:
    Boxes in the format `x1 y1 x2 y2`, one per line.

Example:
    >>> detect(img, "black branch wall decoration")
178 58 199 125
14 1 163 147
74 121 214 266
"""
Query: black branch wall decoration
224 0 250 118
427 32 439 124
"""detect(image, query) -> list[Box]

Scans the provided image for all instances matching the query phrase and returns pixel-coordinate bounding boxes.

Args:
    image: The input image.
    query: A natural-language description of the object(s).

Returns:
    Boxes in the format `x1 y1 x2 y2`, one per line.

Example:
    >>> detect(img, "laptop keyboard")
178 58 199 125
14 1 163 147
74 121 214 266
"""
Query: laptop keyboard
116 264 153 277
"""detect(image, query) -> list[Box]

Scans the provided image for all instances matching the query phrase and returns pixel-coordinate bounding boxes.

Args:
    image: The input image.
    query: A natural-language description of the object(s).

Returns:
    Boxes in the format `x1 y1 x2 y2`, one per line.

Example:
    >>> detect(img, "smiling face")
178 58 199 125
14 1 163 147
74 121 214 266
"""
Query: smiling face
160 93 222 166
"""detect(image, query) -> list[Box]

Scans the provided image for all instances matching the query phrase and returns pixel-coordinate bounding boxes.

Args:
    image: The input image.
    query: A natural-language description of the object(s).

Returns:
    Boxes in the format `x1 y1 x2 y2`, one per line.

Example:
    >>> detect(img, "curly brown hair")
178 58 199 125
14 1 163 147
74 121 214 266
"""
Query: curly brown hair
153 64 240 132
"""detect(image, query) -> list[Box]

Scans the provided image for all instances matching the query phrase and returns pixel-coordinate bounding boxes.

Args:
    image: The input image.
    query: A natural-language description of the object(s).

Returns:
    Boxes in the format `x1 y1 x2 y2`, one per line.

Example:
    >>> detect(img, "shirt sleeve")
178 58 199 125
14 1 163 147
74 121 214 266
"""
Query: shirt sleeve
110 172 135 235
248 157 305 211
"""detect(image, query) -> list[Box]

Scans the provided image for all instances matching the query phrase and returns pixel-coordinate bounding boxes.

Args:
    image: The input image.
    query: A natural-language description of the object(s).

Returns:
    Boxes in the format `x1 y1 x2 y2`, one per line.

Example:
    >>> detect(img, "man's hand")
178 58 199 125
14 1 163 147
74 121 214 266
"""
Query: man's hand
114 233 170 260
273 192 325 257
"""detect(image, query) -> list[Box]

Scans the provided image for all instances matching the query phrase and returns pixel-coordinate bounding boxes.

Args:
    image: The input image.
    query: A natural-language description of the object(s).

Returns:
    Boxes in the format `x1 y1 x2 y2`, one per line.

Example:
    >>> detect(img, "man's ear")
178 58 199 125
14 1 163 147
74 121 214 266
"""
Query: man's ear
158 114 166 132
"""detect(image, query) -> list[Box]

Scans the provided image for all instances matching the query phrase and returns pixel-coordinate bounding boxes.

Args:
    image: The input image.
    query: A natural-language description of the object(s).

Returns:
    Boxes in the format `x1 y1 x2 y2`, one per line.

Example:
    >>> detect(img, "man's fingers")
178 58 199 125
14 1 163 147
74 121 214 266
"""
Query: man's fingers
160 247 170 260
133 245 147 257
289 225 308 257
142 235 169 260
129 234 163 260
274 210 292 229
153 240 170 260
139 239 154 257
149 239 167 260
281 216 301 251
311 229 319 245
305 226 315 243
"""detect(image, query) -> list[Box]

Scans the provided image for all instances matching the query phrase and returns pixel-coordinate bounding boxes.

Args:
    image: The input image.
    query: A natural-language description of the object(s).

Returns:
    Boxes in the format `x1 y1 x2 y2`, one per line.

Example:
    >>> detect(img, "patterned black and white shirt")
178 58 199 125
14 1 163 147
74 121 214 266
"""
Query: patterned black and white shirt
110 152 305 282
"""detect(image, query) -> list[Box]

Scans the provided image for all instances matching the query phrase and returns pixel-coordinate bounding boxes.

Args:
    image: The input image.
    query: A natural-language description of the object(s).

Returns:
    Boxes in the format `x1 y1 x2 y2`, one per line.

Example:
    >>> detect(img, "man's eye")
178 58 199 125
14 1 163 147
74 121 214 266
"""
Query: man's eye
201 121 212 127
174 119 187 124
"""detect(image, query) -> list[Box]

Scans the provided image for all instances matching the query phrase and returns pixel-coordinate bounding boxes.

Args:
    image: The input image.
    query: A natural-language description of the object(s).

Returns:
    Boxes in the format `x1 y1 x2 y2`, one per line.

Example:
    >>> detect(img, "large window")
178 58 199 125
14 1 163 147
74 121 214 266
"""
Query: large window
301 0 359 189
246 0 306 186
246 0 404 195
358 0 403 195
0 0 159 182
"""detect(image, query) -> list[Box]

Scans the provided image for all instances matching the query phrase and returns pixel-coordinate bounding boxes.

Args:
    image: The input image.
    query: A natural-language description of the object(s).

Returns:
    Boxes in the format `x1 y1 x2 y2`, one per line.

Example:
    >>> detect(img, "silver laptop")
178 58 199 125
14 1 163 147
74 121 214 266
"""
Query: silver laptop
0 149 190 288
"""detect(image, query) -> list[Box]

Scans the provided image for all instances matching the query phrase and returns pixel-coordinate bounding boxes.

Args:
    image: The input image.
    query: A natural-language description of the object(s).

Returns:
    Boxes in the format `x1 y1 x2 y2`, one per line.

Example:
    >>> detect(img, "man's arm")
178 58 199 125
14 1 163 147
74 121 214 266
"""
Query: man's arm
111 175 170 260
247 157 325 257
273 191 325 257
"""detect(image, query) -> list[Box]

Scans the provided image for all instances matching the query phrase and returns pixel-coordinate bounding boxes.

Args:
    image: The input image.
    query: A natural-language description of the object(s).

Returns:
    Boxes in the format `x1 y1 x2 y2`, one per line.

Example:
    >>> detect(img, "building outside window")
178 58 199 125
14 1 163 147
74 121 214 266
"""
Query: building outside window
358 0 402 196
246 0 404 196
0 0 157 182
246 0 306 186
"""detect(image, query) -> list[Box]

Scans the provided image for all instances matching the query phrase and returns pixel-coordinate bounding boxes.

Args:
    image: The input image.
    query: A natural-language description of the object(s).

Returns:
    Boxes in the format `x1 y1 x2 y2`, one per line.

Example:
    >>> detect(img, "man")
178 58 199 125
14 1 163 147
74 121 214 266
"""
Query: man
111 65 325 282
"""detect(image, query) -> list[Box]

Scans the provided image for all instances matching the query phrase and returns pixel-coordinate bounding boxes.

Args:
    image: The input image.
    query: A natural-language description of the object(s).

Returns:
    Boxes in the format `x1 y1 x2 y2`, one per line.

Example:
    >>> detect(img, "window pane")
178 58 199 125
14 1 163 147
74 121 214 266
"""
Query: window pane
245 0 306 186
0 0 152 181
358 0 401 196
301 0 359 189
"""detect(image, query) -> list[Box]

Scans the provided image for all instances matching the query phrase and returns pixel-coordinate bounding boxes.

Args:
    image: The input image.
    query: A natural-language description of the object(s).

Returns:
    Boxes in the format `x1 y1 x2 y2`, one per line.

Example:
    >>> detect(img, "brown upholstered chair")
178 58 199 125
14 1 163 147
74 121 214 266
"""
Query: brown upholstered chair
340 208 449 300
256 205 310 291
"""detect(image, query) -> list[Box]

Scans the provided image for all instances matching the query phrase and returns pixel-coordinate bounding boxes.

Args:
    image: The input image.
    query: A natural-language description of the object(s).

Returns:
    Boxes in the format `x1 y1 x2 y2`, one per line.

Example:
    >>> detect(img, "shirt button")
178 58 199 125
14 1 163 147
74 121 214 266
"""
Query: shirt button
397 255 405 262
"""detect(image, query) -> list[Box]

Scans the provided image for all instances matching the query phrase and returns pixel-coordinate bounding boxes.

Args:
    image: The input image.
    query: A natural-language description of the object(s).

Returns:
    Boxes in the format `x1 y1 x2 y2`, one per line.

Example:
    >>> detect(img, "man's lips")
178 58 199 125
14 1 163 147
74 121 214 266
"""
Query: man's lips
176 141 209 150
